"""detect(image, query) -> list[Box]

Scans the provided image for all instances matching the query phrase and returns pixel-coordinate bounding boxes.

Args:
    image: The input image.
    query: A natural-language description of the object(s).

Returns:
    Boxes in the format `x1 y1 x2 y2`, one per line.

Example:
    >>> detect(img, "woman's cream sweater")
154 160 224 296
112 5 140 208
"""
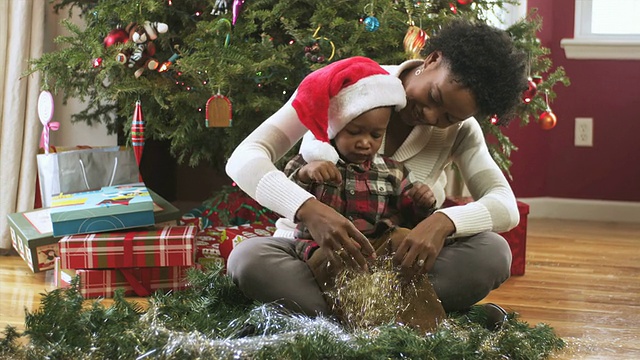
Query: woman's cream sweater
225 60 519 238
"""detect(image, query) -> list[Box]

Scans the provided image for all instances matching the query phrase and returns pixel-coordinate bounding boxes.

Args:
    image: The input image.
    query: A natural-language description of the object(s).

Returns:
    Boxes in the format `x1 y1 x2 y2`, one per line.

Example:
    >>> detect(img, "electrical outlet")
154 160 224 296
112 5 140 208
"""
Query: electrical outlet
575 117 593 147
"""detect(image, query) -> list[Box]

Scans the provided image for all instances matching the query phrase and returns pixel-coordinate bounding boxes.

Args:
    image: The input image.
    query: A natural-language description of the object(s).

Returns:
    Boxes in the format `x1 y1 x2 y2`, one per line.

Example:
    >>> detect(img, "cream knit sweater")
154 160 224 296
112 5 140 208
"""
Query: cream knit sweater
225 60 520 239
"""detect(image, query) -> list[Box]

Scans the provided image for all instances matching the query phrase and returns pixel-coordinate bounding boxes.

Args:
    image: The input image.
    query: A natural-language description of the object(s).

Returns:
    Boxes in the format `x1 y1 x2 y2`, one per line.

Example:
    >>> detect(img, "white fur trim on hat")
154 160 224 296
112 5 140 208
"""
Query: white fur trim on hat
327 74 406 139
300 131 340 163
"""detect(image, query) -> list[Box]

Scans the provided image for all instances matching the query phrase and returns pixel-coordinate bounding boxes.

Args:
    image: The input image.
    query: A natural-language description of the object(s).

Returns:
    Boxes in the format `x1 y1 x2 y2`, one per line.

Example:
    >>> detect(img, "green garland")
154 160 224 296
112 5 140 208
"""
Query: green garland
0 265 565 359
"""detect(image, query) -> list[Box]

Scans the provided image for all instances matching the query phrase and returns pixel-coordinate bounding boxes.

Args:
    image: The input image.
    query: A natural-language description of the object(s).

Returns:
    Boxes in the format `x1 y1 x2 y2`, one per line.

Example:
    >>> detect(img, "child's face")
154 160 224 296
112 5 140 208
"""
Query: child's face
334 107 391 164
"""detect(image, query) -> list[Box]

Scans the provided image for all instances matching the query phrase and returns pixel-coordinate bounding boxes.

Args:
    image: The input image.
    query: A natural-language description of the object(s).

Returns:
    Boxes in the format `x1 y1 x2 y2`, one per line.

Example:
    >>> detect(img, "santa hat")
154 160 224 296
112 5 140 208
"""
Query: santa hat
292 56 406 163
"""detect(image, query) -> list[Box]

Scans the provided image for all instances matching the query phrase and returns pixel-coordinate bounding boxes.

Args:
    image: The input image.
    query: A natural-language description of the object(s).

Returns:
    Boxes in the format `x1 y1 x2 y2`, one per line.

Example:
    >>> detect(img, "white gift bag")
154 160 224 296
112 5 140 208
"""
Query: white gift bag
37 146 140 207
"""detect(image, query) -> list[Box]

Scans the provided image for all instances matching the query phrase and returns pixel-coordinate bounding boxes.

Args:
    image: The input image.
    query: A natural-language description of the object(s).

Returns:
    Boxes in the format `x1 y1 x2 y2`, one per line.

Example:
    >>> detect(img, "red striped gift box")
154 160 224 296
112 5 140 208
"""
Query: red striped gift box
59 225 196 270
55 258 191 298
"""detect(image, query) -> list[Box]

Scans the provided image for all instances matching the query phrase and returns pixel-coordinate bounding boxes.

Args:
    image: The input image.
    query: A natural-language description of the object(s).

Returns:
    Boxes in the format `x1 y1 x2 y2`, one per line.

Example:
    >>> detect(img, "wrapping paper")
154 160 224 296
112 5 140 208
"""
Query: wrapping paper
60 225 196 269
49 183 155 237
442 197 529 276
55 258 191 298
196 222 276 267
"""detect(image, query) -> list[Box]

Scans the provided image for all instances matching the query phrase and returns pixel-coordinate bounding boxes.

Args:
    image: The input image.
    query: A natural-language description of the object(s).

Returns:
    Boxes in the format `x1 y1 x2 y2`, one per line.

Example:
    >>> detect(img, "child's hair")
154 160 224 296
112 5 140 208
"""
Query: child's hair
424 19 528 125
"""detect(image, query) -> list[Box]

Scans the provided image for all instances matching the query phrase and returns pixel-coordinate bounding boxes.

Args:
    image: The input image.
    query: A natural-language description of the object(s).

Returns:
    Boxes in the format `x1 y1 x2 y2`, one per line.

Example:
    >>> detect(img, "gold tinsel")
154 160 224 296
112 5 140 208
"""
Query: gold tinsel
326 256 445 333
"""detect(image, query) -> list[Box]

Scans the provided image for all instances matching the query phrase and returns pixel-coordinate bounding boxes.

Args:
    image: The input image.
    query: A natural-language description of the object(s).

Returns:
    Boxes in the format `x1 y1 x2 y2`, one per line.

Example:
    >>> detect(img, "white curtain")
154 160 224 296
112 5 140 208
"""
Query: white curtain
0 0 46 252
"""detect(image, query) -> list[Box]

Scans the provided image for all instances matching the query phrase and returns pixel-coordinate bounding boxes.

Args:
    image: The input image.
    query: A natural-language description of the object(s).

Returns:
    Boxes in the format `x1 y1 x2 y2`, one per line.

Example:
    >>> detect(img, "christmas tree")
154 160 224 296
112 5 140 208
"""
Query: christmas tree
30 0 568 174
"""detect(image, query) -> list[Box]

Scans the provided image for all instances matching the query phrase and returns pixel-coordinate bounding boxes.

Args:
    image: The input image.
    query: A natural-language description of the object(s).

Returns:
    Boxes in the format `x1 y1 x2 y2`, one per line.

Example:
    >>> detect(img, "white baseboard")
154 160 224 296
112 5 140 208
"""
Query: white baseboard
517 197 640 223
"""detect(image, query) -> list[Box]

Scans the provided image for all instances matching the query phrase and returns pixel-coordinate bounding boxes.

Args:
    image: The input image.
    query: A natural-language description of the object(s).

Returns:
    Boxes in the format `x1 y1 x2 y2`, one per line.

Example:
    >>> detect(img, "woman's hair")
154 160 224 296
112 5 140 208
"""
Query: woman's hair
424 19 528 125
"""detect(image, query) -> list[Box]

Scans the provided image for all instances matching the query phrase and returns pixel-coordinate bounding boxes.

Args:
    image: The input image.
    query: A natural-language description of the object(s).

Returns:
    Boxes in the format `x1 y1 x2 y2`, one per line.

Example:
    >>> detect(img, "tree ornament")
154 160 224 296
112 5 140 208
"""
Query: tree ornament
304 26 335 63
531 75 544 85
490 114 499 125
404 25 429 59
92 57 103 68
457 0 473 4
539 90 557 130
212 0 230 15
522 77 537 103
38 90 58 154
131 100 145 181
232 0 245 25
363 3 379 32
103 28 129 47
364 16 380 32
121 21 169 78
539 110 557 130
449 3 458 14
216 19 232 47
206 92 232 127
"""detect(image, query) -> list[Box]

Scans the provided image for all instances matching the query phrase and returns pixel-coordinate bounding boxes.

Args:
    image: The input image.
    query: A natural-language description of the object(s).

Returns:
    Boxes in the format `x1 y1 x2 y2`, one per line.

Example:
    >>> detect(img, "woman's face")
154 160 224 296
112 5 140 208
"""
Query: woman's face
400 52 478 128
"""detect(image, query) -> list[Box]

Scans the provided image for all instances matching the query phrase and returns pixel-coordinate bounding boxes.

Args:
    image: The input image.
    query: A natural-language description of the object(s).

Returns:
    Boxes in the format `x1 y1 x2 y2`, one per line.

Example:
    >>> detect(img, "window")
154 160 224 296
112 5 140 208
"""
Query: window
486 1 528 29
561 0 640 60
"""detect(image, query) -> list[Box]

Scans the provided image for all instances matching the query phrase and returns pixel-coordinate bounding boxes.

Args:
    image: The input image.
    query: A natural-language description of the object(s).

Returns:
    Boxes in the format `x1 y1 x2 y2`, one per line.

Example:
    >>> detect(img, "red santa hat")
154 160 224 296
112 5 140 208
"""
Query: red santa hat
292 56 406 163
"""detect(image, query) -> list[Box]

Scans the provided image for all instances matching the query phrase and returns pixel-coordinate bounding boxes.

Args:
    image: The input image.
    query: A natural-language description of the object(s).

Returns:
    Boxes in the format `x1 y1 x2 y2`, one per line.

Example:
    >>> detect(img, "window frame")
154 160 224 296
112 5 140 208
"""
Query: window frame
561 0 640 60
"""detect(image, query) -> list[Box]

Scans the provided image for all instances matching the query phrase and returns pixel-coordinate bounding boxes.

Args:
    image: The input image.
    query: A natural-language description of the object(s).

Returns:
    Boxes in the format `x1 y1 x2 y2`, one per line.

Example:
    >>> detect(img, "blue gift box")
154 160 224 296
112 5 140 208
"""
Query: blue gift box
50 183 155 237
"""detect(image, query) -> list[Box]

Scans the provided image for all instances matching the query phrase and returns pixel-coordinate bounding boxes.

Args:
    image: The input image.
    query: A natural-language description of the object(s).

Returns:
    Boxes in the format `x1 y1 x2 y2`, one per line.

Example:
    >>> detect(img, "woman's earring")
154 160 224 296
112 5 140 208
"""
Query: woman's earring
414 68 423 76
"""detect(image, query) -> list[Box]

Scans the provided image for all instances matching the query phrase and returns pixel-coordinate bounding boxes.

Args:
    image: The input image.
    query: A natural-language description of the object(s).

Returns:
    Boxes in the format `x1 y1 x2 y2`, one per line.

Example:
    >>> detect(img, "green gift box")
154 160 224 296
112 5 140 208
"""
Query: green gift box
149 190 181 225
8 209 58 273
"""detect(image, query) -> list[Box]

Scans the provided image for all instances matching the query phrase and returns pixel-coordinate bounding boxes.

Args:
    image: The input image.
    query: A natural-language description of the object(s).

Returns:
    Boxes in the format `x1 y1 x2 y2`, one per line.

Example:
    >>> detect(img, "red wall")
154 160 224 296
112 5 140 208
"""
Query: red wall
506 0 640 202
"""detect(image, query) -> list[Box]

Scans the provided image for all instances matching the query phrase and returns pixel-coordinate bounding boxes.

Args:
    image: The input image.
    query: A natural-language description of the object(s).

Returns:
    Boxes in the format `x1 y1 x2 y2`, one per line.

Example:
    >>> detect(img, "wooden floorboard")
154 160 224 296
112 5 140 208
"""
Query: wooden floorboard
1 218 639 359
482 218 640 359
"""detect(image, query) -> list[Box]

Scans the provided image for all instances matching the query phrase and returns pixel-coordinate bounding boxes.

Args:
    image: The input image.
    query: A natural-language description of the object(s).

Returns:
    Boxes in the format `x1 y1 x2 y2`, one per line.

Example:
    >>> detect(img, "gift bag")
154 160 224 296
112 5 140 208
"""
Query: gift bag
37 146 140 208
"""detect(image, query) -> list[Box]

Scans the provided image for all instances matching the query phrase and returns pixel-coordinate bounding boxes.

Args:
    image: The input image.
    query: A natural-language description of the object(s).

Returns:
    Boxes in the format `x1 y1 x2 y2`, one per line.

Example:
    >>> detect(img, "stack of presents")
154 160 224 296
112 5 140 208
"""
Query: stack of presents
8 146 278 299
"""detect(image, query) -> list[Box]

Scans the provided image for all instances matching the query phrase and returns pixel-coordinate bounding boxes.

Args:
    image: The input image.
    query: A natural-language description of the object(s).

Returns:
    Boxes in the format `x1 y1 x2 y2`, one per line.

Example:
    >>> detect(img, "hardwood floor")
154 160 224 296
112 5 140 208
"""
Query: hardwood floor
1 218 639 359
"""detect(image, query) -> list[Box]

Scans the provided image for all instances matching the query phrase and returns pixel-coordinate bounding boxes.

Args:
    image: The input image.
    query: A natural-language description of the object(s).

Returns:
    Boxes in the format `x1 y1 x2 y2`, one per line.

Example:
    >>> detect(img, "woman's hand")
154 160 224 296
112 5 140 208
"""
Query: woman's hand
298 161 342 185
296 198 375 270
392 212 455 281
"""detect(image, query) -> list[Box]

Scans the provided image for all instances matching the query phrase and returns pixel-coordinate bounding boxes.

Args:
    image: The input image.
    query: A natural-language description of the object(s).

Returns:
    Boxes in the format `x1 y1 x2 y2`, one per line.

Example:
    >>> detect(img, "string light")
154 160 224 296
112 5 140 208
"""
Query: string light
158 53 180 73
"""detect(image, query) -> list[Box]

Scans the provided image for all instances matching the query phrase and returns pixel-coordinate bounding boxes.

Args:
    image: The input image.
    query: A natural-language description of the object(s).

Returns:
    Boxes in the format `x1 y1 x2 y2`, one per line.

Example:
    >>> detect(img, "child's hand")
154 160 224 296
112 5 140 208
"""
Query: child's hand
405 182 436 210
299 161 342 185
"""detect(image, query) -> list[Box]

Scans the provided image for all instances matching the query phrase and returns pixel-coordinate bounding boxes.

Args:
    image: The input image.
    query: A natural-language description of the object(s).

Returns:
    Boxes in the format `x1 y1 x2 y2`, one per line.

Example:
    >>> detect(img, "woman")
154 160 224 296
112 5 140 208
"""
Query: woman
225 19 528 317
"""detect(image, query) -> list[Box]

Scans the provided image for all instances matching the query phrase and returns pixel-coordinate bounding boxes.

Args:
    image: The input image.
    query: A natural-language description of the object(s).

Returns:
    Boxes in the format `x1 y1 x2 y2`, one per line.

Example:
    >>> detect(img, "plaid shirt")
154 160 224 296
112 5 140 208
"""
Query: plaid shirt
284 154 433 239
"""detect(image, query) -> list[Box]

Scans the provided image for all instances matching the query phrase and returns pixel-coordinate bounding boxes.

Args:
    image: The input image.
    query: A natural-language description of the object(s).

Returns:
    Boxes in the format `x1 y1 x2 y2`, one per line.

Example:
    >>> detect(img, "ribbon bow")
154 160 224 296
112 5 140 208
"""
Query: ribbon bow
40 121 60 154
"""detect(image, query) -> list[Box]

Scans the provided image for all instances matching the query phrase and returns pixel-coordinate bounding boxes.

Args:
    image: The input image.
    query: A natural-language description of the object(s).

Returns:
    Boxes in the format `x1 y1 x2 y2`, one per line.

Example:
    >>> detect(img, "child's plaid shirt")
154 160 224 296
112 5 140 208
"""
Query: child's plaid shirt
284 153 433 239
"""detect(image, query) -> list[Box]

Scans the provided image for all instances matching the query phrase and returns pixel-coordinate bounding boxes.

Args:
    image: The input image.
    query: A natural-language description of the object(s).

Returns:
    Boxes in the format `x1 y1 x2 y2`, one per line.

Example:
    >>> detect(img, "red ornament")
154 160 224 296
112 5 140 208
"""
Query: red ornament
522 77 537 103
449 3 458 14
457 0 473 4
531 75 543 85
131 100 145 181
490 114 499 125
539 110 557 130
92 57 103 68
103 28 129 47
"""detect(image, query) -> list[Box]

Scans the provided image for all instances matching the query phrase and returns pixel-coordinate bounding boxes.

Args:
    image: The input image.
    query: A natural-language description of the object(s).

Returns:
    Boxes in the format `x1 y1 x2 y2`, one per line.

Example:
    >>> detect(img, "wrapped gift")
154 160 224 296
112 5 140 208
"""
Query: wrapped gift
55 258 191 298
502 201 529 276
195 222 276 267
149 189 182 225
59 225 197 269
442 197 529 276
180 185 279 230
7 209 59 273
49 183 155 237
